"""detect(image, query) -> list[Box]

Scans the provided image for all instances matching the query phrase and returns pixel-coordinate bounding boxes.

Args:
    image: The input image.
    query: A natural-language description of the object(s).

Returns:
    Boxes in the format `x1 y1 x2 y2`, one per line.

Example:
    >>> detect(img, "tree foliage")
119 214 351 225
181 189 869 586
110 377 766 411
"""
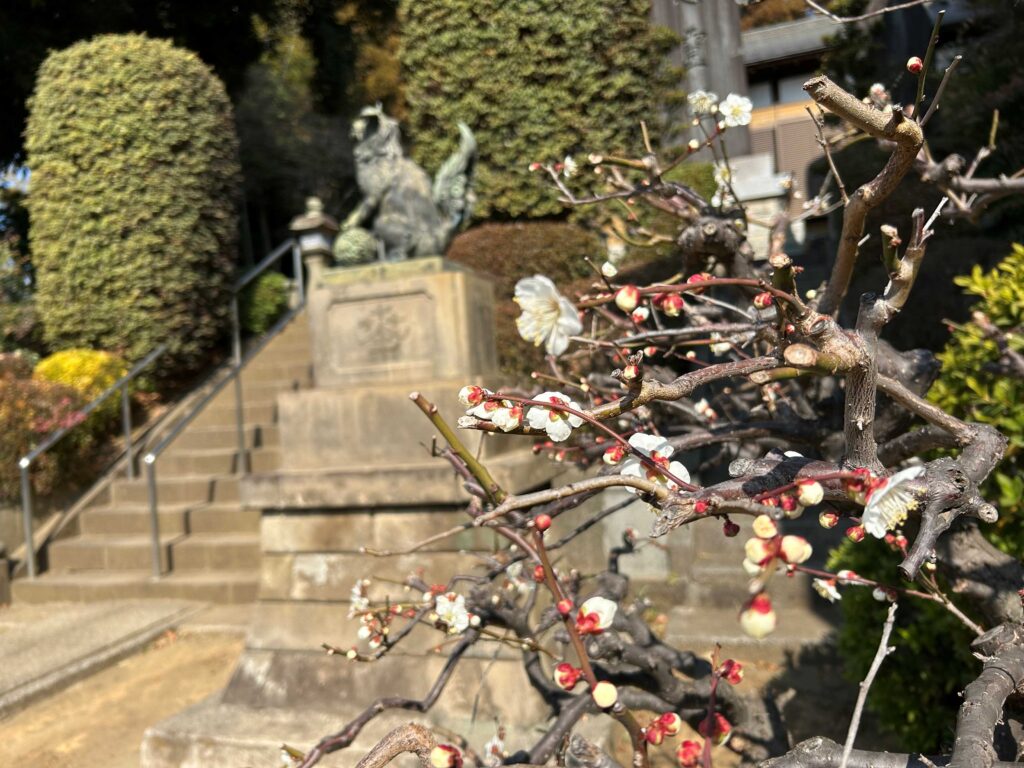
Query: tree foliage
399 0 681 219
25 34 242 371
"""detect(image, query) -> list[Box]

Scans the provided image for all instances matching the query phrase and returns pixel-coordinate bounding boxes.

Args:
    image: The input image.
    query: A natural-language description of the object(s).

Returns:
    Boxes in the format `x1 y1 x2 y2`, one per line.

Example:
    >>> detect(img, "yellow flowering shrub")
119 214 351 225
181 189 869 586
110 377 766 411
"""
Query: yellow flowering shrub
34 349 128 431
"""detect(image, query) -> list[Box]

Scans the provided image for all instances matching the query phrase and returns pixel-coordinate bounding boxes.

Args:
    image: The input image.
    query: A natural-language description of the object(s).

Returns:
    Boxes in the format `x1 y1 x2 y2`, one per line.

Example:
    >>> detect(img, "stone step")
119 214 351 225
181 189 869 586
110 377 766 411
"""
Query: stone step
11 569 258 604
79 504 260 536
242 360 313 383
192 400 278 428
156 447 281 477
48 532 260 573
111 475 241 506
664 604 839 664
169 424 279 452
49 533 184 572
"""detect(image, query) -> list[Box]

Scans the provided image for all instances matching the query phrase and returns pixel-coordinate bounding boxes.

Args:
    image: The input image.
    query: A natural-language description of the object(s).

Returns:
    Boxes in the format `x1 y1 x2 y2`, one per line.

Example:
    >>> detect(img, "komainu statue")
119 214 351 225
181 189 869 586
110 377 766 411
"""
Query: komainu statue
335 105 476 263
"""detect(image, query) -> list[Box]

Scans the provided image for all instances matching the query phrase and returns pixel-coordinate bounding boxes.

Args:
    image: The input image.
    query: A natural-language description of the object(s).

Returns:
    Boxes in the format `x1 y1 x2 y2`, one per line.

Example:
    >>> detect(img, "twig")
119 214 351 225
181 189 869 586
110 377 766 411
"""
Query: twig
804 0 933 23
913 11 945 120
807 105 849 204
839 603 898 768
920 55 962 127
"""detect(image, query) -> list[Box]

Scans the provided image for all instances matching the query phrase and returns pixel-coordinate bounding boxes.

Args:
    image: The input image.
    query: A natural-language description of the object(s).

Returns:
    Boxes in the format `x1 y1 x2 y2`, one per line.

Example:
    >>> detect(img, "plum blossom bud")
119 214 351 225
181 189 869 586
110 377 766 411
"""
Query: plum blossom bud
753 292 774 309
645 726 665 746
687 138 700 151
534 514 552 531
719 659 744 685
533 565 546 582
556 599 573 616
744 537 775 565
458 385 487 407
779 493 802 518
576 596 617 634
685 272 712 294
819 510 840 529
430 745 463 768
528 162 542 172
591 681 618 708
632 307 650 323
752 514 778 539
660 293 685 317
779 535 812 564
554 662 583 690
659 712 683 736
906 56 923 74
797 480 824 507
837 569 859 585
723 519 740 537
740 594 777 639
621 363 640 382
615 285 640 313
698 712 733 745
601 261 618 278
677 740 702 768
603 445 626 465
694 500 709 515
846 525 866 543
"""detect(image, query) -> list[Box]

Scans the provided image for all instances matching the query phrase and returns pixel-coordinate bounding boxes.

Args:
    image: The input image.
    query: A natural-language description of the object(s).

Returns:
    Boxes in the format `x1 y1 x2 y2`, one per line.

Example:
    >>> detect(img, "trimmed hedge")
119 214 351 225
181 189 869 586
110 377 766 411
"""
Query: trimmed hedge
240 271 290 335
25 34 242 372
400 0 680 219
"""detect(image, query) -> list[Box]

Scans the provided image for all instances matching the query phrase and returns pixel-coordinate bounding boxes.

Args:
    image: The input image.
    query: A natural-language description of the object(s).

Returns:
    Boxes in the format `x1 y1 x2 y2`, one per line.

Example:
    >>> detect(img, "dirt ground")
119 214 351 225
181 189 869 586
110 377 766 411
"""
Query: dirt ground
0 631 244 768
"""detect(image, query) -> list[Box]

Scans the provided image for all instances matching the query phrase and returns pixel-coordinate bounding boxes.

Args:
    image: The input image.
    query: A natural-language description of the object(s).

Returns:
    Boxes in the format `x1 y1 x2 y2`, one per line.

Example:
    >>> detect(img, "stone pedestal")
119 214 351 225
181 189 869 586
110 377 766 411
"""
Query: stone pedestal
143 258 559 767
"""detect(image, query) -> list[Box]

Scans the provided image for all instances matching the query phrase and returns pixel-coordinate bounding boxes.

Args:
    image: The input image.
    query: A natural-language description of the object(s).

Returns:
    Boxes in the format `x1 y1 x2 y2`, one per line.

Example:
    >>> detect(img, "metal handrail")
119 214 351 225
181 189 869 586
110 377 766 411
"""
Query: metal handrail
140 239 304 577
18 343 168 578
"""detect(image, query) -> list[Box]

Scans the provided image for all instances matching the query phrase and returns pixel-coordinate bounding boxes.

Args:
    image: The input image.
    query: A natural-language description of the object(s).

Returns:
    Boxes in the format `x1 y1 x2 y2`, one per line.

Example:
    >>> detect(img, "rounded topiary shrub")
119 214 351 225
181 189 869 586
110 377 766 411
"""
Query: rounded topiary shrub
240 271 290 335
25 34 242 372
401 0 680 219
447 221 599 378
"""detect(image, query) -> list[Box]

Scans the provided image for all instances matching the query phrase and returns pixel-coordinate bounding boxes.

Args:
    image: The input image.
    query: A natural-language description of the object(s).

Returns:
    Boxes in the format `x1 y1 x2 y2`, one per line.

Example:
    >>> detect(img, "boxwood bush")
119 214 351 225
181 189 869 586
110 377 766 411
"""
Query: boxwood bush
400 0 680 219
25 34 242 373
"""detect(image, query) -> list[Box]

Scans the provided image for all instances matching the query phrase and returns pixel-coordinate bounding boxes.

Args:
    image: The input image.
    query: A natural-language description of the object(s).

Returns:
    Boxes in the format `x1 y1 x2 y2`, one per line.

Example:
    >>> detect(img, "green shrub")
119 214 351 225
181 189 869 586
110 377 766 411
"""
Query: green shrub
0 299 43 355
34 348 128 432
827 539 977 752
930 244 1024 548
830 245 1024 751
25 34 242 373
447 221 600 377
240 272 290 335
0 378 92 502
400 0 681 219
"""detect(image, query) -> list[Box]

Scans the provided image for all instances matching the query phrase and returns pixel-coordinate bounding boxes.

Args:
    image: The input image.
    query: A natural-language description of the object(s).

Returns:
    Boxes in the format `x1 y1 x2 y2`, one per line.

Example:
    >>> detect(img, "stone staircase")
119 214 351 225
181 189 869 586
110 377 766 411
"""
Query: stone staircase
11 313 312 604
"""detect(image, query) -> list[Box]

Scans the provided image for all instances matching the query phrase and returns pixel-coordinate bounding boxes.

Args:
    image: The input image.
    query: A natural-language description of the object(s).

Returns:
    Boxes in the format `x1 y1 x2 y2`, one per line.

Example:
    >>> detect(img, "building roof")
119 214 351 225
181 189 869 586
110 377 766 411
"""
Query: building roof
742 15 835 66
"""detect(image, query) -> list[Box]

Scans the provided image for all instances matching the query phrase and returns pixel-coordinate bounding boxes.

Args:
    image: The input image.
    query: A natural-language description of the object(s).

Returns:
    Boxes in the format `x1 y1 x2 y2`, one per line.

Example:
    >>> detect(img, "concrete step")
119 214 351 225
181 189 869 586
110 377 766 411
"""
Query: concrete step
172 533 261 570
11 569 259 603
192 400 278 428
242 360 313 383
169 425 279 452
111 475 240 506
49 531 260 573
79 504 260 536
49 533 184 572
156 448 281 477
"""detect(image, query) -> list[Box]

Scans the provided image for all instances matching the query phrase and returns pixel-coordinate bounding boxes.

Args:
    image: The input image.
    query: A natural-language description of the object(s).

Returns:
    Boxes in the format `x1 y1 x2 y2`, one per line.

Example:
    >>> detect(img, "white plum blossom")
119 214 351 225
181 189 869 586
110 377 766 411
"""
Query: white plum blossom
576 596 618 633
709 333 732 356
719 93 753 127
526 391 584 442
687 89 719 115
562 155 579 178
466 396 523 432
514 275 583 356
600 260 618 278
862 465 926 538
619 433 691 493
434 592 475 634
812 578 842 603
347 578 371 618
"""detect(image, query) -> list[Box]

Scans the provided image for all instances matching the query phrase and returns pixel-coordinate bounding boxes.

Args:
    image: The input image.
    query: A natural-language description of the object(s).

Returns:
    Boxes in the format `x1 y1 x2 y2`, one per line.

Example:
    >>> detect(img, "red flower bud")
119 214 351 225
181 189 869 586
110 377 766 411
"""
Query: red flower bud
723 519 740 537
846 525 866 543
907 56 924 74
753 292 774 309
533 565 546 582
676 740 703 768
535 514 552 532
556 599 573 616
694 500 709 515
719 659 744 685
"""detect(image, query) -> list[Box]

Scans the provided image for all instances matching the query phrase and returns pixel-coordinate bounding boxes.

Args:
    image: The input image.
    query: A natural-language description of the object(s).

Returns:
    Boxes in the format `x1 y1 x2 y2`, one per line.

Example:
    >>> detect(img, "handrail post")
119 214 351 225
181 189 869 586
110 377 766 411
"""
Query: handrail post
230 296 248 475
122 383 134 479
19 459 36 578
292 239 304 304
145 456 162 578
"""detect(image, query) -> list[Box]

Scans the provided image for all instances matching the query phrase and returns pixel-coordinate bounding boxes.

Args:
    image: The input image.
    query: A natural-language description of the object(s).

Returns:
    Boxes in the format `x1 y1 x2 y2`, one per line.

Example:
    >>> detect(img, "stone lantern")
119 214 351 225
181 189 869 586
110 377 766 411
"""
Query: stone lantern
288 197 338 286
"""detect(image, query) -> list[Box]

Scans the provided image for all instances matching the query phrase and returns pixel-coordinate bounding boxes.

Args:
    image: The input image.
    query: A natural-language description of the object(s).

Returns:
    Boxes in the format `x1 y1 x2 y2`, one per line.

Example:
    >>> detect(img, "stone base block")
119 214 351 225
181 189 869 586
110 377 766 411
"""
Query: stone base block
243 451 561 509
